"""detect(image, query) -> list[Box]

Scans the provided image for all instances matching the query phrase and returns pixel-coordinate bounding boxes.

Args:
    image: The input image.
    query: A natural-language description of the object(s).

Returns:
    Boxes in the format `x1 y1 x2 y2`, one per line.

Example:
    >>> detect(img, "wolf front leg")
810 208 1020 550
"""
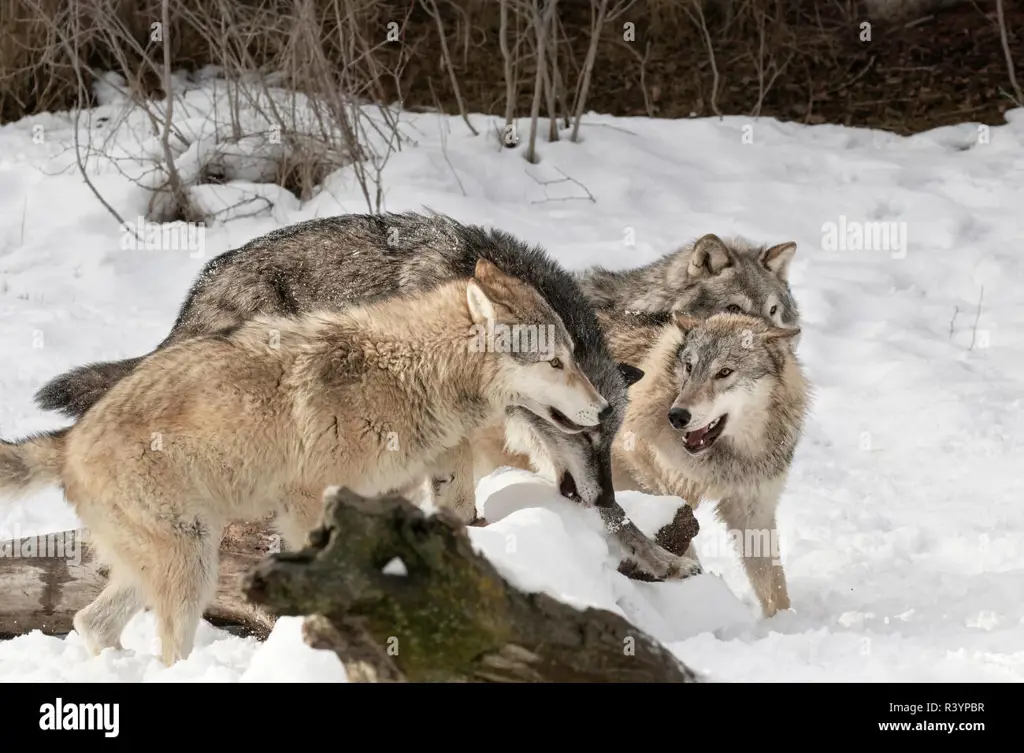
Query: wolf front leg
601 503 703 581
427 439 482 525
717 484 791 618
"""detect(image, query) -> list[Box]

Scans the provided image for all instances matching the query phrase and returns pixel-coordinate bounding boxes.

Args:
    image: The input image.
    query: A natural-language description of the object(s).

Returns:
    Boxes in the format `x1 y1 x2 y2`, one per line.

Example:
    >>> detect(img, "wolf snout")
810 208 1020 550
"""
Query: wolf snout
668 407 691 431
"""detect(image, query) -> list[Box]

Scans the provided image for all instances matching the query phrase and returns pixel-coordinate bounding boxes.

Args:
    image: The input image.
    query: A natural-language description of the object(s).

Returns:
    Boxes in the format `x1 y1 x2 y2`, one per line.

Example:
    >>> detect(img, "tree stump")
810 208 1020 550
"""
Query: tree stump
244 486 701 683
0 521 278 640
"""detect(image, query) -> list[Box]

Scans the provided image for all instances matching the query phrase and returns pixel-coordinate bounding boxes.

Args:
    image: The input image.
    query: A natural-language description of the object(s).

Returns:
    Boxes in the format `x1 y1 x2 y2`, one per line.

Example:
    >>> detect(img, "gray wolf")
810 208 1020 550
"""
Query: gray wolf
1 260 609 666
577 233 801 341
34 211 696 582
601 308 809 617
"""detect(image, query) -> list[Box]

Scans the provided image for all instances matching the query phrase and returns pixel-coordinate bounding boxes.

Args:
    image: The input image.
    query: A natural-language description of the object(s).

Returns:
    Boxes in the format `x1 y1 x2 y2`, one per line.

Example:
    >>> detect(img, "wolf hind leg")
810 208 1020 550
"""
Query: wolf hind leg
146 524 220 666
276 488 328 551
106 517 220 667
73 577 144 655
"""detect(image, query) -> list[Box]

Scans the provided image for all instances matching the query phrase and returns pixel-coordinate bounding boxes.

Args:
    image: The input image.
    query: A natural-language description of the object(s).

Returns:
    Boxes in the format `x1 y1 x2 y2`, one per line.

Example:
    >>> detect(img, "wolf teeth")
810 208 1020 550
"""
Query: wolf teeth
707 417 719 429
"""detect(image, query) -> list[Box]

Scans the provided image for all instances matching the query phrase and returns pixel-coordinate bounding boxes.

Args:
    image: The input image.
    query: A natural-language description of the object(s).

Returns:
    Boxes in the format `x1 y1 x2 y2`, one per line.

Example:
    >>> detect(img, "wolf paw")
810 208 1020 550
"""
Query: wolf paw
663 555 704 580
619 550 703 582
72 611 122 656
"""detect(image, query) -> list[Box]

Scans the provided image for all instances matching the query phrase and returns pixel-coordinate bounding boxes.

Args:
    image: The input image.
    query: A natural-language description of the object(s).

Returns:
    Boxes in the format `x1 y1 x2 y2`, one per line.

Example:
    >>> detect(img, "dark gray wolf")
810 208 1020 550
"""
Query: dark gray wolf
577 233 801 343
34 211 698 581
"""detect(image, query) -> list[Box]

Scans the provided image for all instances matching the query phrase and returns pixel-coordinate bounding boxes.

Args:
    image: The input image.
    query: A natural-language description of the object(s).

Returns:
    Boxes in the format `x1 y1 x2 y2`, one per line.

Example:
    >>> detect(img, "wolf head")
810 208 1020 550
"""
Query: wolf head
429 217 643 511
467 259 610 431
665 312 800 456
500 345 640 508
660 234 800 346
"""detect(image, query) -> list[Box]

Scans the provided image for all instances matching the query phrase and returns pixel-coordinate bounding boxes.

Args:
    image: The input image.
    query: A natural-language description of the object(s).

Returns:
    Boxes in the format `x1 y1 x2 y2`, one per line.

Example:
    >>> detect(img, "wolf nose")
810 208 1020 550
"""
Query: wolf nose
668 408 691 430
598 405 613 422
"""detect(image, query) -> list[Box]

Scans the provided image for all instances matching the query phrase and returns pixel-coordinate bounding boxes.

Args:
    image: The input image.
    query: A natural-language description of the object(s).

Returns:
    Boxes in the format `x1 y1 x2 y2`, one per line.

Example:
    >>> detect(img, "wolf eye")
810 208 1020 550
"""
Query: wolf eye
550 358 563 369
726 304 743 314
770 305 778 316
716 368 733 379
684 362 693 374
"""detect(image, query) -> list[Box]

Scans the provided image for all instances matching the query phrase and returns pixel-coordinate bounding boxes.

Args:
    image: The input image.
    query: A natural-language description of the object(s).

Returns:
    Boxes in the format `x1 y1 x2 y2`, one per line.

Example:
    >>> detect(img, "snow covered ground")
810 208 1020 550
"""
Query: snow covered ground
1 80 1022 682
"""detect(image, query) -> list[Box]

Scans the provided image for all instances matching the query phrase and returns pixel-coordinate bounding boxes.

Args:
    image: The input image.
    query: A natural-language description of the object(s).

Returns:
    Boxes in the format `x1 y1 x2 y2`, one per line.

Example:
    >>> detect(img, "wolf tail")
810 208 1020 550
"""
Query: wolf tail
34 356 145 419
0 428 68 499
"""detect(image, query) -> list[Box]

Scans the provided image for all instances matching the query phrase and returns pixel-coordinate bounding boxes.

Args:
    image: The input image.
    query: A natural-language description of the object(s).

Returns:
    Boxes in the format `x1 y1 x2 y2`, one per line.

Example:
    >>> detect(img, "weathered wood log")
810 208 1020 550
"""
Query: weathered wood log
0 521 278 640
244 487 701 683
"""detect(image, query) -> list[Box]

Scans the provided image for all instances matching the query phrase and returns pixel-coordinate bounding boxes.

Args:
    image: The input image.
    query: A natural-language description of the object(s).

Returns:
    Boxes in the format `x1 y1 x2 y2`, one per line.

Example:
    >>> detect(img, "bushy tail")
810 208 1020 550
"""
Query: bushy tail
0 428 68 499
34 356 145 419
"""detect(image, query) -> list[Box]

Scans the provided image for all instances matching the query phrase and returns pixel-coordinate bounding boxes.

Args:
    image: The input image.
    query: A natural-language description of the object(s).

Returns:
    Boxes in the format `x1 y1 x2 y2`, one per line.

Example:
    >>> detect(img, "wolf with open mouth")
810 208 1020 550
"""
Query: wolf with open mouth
601 308 810 617
35 211 699 582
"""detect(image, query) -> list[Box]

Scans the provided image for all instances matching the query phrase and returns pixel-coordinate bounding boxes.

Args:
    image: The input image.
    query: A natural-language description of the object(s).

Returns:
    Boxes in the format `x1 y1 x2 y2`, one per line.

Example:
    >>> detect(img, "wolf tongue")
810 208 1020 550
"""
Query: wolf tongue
685 426 707 446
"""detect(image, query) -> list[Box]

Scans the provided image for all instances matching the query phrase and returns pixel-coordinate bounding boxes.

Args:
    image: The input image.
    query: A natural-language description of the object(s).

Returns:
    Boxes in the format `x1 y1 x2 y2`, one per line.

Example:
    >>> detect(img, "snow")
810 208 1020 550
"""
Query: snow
1 81 1023 682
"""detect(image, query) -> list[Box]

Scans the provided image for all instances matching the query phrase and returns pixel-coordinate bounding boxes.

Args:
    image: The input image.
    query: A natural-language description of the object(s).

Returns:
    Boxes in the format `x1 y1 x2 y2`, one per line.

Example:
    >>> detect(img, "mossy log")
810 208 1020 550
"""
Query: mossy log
243 487 701 683
0 521 278 639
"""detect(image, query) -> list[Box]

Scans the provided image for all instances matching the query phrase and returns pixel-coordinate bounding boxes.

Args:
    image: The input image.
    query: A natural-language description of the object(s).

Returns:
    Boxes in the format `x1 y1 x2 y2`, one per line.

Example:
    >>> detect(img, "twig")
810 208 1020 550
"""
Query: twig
685 0 722 118
428 77 467 196
616 37 654 118
949 305 959 339
421 0 478 136
19 197 28 246
526 165 596 203
969 286 985 351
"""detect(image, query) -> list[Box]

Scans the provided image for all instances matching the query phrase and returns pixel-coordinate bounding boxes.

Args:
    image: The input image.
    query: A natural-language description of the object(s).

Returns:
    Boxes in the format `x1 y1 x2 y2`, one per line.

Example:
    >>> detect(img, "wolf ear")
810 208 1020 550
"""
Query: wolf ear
686 234 733 279
473 257 501 282
618 363 645 387
763 326 800 342
760 242 797 282
466 279 497 325
673 311 702 335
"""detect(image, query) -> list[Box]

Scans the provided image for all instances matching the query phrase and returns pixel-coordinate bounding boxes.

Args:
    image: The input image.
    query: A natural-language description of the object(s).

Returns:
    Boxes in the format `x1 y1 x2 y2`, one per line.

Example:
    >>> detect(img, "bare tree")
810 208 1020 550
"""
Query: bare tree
570 0 609 142
996 0 1023 105
543 0 560 141
155 0 194 222
499 0 518 146
525 0 557 162
569 0 635 142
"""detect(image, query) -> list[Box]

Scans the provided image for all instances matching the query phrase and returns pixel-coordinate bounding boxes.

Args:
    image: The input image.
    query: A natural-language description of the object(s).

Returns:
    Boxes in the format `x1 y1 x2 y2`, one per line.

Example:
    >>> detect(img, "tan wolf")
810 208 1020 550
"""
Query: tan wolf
601 309 809 617
0 260 609 666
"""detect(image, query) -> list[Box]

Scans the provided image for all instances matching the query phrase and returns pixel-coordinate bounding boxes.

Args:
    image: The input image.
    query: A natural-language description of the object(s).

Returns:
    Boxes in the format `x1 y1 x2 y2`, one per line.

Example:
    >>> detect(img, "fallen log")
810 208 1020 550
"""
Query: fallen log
0 520 278 640
0 497 699 646
244 486 701 683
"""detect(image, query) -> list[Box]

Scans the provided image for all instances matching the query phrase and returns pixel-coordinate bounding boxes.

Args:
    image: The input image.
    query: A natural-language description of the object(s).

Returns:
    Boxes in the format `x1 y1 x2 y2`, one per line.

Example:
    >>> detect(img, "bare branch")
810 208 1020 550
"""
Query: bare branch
421 0 478 136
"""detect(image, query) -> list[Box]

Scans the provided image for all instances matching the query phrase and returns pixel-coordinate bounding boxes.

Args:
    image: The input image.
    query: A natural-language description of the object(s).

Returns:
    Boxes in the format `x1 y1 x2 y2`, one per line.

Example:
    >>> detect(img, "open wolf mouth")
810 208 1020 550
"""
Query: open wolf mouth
549 407 585 433
682 414 727 454
559 471 581 502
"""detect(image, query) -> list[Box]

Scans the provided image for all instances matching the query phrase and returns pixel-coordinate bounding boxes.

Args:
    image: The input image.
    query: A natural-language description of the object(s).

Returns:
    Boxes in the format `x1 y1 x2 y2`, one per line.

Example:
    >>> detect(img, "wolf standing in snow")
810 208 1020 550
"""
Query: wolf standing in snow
0 260 613 666
34 211 697 582
578 233 801 335
602 309 809 617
